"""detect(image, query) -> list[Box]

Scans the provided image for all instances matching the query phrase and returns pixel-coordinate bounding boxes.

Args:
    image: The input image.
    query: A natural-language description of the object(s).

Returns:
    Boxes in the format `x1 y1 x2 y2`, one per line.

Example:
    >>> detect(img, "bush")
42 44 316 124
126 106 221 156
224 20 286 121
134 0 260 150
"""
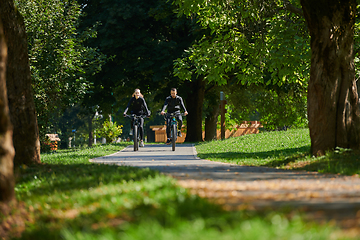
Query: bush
97 120 123 143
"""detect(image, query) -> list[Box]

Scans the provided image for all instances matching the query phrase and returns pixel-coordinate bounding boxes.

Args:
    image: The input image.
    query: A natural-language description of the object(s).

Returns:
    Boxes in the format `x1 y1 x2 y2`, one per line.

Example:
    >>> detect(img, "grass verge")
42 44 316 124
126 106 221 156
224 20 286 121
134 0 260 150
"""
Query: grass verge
195 128 360 176
1 142 348 239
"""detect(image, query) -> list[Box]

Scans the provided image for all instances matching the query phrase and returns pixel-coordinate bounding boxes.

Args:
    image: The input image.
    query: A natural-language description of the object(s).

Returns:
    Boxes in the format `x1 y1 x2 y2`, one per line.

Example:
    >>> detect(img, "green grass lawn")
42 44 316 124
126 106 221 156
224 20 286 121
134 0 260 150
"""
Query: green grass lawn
196 128 311 166
4 141 351 239
195 128 360 176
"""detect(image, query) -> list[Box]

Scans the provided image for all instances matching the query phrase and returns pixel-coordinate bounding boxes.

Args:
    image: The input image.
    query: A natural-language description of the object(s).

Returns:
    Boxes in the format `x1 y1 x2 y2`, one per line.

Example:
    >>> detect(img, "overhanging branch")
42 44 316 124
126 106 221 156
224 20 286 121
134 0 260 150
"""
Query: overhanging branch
283 0 304 17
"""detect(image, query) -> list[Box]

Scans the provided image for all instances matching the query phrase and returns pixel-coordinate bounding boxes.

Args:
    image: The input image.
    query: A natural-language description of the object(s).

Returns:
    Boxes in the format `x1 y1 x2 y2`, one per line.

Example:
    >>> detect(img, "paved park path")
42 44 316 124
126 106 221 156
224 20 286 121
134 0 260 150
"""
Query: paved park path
90 144 360 230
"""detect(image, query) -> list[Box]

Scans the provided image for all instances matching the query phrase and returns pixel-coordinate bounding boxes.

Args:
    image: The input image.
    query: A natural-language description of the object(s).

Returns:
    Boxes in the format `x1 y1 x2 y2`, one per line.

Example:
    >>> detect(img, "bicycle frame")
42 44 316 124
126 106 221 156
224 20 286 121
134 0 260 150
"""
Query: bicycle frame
125 114 147 151
165 112 184 151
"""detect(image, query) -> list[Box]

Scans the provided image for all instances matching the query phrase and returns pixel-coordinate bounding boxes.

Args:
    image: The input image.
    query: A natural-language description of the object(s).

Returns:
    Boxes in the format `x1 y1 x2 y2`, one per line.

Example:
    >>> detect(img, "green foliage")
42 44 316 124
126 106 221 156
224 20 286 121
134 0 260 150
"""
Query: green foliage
174 0 310 86
15 0 106 136
354 11 360 85
78 0 199 115
216 80 307 130
12 144 340 239
173 0 309 130
255 87 308 130
97 120 123 143
174 30 247 84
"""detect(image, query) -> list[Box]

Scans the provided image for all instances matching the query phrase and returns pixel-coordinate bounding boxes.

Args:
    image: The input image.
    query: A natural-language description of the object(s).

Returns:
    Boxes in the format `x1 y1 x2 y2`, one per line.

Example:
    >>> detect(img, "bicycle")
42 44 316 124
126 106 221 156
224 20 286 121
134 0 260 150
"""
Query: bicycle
125 114 147 151
164 112 185 151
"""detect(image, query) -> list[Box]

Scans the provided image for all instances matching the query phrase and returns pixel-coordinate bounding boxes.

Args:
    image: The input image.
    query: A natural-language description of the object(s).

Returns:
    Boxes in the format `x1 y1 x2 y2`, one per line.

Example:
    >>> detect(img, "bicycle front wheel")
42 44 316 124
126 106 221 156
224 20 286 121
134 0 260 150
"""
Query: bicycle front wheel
172 124 176 151
133 125 138 151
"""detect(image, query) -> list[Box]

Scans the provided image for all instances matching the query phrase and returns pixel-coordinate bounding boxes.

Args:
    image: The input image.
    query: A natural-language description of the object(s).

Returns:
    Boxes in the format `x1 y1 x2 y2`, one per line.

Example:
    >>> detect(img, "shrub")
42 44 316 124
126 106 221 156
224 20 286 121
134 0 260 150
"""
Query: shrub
97 120 123 143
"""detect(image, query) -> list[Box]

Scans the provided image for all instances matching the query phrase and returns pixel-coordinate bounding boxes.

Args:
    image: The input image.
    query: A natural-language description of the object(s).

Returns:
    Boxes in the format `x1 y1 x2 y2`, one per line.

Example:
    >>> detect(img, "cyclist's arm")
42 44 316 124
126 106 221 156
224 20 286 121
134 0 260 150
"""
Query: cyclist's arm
142 98 151 116
161 98 169 115
179 96 187 113
124 97 133 115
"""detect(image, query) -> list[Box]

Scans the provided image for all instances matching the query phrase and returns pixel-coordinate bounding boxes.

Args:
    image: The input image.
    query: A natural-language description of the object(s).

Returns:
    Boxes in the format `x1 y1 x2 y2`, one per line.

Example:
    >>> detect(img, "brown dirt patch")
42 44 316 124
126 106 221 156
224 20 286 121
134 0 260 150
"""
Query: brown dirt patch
0 201 33 240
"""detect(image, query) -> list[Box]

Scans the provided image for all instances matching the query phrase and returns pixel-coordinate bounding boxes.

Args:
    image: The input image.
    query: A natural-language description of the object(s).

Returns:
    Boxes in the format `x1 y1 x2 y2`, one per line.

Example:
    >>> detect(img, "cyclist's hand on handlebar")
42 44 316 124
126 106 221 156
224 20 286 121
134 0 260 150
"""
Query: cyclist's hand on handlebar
160 111 165 115
184 111 188 116
123 113 126 117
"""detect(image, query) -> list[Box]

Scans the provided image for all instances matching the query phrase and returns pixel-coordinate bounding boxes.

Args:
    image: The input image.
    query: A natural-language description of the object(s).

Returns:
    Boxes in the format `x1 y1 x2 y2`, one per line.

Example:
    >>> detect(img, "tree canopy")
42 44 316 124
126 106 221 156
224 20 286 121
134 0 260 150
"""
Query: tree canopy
174 0 360 154
78 0 198 109
173 0 309 129
15 0 106 137
174 0 310 87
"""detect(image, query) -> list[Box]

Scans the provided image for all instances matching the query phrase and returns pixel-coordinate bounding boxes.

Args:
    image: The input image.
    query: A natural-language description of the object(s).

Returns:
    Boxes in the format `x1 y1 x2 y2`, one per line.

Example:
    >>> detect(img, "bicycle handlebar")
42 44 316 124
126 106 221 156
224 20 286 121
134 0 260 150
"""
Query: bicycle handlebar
164 112 186 117
124 114 149 119
163 112 186 120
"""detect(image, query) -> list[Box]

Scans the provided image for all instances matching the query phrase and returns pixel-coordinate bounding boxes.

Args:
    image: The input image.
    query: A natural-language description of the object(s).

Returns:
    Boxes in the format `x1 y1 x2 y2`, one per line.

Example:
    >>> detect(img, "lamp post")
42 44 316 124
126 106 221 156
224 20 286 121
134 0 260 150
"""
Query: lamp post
72 129 76 147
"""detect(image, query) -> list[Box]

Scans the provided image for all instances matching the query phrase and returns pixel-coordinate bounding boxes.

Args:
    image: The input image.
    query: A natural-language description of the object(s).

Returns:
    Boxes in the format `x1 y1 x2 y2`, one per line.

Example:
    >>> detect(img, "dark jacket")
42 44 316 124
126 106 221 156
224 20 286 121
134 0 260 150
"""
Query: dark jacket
161 95 187 113
124 97 150 115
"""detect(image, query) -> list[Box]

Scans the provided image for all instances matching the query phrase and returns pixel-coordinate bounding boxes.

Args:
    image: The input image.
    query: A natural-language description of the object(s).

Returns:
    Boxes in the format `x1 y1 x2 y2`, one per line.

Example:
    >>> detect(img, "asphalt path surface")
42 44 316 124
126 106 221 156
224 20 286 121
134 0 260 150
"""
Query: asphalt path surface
90 143 360 229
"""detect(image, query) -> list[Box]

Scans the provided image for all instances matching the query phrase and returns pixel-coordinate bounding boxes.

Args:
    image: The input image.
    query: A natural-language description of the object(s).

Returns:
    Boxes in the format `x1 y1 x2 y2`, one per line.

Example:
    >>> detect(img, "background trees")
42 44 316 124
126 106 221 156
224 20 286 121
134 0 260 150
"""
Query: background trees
15 0 106 143
78 0 208 141
9 0 358 154
174 0 309 134
175 0 360 154
78 0 192 105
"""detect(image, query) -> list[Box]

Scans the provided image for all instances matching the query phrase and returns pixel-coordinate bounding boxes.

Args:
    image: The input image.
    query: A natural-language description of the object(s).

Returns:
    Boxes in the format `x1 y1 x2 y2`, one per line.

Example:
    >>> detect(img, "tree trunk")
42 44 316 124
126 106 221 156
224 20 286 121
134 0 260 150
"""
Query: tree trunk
204 104 219 141
0 0 41 165
184 78 206 142
300 0 360 156
0 20 15 203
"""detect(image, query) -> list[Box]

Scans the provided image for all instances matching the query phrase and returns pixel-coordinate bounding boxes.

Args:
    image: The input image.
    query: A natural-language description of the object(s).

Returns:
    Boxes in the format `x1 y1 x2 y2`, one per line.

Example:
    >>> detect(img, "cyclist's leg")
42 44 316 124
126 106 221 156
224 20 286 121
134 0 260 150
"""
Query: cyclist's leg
176 114 183 130
139 117 144 140
166 116 171 139
176 114 183 137
130 119 134 135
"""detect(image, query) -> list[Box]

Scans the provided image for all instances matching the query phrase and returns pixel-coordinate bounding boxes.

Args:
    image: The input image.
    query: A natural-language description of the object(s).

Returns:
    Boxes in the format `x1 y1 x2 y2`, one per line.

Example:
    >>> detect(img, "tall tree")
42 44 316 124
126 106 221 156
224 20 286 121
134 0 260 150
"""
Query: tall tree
0 19 15 203
1 0 40 165
300 0 360 156
204 85 221 141
15 0 106 139
182 78 206 142
175 0 360 154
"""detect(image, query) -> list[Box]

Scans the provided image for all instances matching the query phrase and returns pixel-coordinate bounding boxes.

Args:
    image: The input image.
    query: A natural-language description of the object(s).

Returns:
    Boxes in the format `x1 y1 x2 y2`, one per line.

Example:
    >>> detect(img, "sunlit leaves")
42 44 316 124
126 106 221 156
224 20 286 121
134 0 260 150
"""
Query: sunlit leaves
15 0 106 133
174 0 310 87
173 0 309 129
174 28 254 84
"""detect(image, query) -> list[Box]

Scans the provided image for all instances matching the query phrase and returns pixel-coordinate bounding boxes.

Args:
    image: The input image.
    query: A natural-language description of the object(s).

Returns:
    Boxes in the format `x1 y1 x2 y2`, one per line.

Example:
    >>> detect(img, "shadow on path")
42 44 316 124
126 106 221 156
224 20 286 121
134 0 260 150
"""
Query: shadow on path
91 144 341 182
91 144 360 230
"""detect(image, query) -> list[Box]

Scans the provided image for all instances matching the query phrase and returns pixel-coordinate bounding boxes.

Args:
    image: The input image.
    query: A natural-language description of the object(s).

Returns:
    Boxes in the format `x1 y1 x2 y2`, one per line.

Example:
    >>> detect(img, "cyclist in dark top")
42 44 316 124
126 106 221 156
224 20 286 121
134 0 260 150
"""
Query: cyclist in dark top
161 88 188 144
123 89 150 147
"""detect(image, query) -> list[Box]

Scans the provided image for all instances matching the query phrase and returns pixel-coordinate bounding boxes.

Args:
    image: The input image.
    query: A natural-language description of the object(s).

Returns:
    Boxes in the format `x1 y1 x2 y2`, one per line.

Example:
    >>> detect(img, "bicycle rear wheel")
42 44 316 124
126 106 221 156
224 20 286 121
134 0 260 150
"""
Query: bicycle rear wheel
133 125 138 151
172 124 176 151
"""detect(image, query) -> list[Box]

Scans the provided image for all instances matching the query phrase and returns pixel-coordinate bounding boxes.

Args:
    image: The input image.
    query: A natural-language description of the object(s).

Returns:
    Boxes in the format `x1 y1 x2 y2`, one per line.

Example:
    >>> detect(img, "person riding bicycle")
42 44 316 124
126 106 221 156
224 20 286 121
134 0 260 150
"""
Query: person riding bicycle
123 89 150 147
160 88 188 145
